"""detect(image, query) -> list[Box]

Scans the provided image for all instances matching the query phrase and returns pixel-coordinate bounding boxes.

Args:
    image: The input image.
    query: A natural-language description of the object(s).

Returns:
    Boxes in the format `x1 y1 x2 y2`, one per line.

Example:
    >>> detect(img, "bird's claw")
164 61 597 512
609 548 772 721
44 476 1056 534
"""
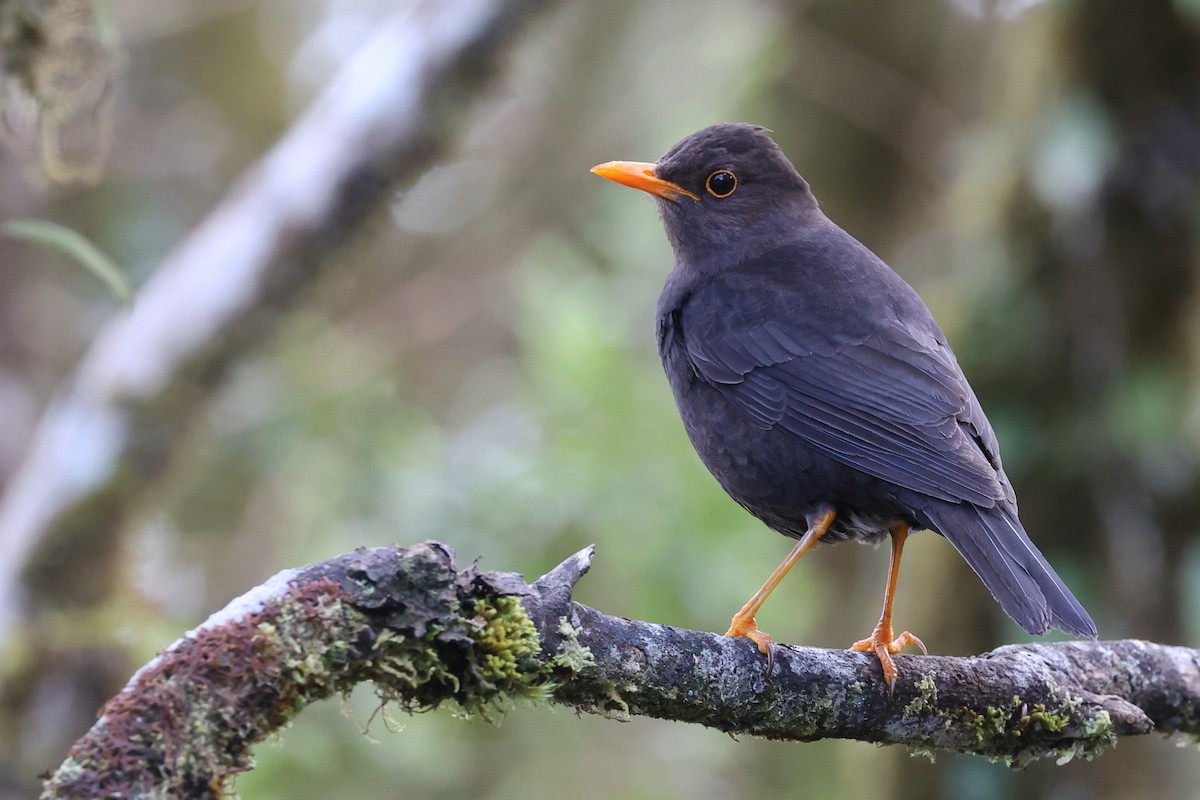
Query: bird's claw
725 615 777 673
850 627 926 689
725 615 775 653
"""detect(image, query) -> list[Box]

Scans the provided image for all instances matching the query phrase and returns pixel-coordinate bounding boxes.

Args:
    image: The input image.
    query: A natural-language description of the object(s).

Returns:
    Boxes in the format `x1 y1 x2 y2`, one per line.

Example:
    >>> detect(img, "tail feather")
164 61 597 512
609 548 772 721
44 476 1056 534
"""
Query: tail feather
920 502 1096 638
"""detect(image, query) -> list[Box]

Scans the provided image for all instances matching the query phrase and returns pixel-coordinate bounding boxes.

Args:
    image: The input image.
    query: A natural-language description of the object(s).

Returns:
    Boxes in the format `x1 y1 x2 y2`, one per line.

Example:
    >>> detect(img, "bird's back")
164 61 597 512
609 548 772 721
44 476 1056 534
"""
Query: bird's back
657 219 1008 533
658 221 1094 637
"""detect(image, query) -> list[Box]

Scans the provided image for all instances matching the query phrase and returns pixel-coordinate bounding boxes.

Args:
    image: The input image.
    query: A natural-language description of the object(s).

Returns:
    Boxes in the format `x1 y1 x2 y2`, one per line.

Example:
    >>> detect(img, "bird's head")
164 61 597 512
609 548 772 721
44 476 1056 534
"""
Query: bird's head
591 123 820 267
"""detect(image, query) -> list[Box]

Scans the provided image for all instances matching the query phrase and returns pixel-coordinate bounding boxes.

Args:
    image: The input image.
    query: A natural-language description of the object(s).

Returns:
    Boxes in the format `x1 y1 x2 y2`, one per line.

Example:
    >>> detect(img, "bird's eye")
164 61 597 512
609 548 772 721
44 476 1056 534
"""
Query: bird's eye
705 169 738 198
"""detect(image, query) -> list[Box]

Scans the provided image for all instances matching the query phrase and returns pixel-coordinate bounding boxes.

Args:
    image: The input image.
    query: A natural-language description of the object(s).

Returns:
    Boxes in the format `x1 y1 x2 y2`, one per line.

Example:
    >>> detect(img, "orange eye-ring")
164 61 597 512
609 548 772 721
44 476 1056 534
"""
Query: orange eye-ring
705 169 737 198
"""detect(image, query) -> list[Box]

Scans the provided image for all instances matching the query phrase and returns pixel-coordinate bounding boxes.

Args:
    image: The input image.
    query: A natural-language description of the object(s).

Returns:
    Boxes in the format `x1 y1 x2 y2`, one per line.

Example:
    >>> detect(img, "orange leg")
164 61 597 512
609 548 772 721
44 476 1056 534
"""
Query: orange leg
850 523 927 689
725 508 835 653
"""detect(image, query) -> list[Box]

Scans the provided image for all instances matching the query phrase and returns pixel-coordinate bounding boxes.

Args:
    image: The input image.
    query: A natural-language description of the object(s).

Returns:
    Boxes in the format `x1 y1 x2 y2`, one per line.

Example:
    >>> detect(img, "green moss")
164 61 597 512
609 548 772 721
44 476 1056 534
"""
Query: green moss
1053 710 1116 765
253 588 369 717
1019 703 1070 733
595 686 632 721
367 592 552 719
43 577 370 797
545 617 632 719
471 595 542 690
955 685 1120 767
549 616 596 673
42 547 564 796
1082 709 1114 738
963 695 1028 752
371 628 462 708
903 675 939 717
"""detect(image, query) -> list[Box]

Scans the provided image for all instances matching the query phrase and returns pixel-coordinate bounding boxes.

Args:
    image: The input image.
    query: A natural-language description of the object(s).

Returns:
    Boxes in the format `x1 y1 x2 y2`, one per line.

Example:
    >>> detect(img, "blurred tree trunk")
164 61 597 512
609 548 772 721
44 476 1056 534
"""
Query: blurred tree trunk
1009 1 1200 798
968 0 1200 640
1061 0 1200 639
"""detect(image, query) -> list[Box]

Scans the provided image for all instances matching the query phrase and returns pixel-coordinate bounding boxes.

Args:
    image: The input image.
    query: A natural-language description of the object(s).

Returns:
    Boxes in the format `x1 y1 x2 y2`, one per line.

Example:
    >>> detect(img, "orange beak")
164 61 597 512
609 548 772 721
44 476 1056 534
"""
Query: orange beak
590 160 699 202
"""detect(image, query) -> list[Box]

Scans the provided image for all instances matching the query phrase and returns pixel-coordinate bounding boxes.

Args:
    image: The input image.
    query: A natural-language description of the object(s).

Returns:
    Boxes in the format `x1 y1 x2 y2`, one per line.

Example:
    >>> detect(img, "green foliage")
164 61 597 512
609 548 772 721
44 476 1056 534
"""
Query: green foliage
3 219 130 302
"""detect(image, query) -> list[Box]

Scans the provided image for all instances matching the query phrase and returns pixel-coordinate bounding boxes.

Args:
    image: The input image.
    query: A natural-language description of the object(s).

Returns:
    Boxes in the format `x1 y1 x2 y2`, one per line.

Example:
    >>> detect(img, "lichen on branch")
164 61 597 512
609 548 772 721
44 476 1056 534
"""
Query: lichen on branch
40 541 1200 799
41 543 555 799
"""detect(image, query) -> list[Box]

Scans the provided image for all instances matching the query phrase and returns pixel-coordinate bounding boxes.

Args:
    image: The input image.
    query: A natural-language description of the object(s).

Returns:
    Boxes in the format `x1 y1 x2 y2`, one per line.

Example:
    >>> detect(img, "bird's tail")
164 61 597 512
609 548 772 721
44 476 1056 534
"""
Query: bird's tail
919 501 1096 638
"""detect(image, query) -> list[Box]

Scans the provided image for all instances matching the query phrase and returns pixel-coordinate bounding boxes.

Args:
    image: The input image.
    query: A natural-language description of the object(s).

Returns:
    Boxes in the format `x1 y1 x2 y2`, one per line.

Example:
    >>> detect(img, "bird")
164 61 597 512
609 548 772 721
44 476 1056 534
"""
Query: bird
590 123 1096 688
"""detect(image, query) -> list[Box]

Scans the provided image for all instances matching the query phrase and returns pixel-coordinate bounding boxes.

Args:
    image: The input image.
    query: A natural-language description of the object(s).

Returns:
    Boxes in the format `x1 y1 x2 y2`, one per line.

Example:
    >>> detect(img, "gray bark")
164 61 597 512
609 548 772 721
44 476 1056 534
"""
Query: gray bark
42 542 1200 798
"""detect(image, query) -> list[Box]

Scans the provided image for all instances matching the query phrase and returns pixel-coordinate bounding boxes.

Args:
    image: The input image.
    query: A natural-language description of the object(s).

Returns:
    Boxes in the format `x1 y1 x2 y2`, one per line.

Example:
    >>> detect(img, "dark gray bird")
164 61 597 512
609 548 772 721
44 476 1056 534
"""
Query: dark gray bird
591 123 1096 687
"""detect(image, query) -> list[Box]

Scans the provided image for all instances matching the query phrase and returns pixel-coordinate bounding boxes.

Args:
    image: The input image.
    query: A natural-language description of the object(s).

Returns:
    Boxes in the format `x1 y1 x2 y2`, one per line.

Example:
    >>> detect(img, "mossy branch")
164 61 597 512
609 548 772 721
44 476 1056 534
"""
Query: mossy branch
41 542 1200 798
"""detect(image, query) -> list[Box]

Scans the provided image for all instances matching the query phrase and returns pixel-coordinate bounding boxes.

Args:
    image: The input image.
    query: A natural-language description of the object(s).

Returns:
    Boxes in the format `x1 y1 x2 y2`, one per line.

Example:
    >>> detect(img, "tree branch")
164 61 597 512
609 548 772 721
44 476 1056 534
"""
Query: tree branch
0 0 559 647
42 542 1200 798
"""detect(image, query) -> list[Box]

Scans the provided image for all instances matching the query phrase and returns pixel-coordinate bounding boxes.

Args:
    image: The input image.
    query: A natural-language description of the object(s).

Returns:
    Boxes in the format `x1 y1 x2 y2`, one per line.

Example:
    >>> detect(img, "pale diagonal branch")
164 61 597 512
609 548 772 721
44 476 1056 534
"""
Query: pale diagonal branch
0 0 560 647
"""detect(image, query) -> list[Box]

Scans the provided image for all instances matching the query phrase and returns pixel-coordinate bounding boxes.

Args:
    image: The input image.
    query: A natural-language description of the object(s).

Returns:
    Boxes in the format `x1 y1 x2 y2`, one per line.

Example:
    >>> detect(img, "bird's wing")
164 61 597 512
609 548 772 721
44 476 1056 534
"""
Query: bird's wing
680 278 1010 507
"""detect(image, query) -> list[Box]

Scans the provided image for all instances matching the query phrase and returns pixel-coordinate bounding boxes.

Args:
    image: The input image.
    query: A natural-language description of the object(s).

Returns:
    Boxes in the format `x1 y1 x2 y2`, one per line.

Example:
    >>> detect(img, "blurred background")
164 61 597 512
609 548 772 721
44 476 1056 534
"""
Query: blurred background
2 0 1200 798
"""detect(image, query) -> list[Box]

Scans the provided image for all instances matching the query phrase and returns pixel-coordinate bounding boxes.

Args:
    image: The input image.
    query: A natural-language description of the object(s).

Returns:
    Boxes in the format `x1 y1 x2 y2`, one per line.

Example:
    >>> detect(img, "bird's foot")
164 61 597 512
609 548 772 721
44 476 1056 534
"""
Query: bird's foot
725 614 774 654
849 625 926 689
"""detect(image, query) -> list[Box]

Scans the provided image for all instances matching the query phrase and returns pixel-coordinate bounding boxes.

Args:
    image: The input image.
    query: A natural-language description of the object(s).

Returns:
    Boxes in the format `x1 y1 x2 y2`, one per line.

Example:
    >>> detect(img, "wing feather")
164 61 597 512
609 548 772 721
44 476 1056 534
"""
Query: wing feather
681 278 1008 507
